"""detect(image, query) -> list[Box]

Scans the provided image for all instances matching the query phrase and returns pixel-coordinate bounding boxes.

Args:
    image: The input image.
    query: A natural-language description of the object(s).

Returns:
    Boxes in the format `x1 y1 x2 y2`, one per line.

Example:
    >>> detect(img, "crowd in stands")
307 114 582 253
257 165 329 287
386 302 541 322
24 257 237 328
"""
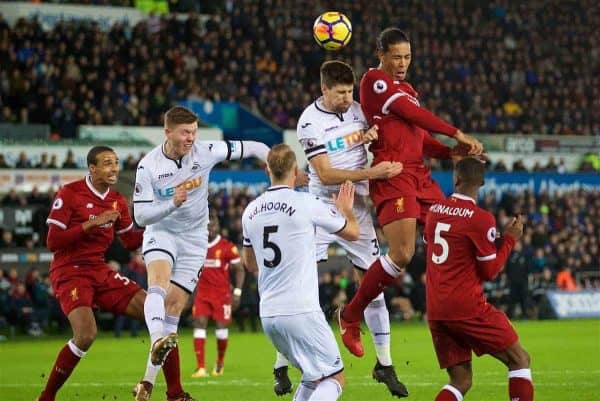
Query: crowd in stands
2 183 597 336
1 0 597 135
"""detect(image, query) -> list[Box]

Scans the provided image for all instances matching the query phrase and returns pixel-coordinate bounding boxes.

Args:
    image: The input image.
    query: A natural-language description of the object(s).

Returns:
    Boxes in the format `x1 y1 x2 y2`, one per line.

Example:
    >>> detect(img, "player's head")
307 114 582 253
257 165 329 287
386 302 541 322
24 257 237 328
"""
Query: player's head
266 144 297 185
207 218 220 240
87 145 119 186
164 106 199 157
376 28 411 81
320 60 355 113
454 157 486 192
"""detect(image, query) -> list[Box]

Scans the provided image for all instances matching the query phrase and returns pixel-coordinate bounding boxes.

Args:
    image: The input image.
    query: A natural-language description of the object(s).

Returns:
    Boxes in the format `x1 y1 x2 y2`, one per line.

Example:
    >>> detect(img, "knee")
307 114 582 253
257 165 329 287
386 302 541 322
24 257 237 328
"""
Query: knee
512 349 531 369
451 376 472 395
388 245 415 267
73 328 97 350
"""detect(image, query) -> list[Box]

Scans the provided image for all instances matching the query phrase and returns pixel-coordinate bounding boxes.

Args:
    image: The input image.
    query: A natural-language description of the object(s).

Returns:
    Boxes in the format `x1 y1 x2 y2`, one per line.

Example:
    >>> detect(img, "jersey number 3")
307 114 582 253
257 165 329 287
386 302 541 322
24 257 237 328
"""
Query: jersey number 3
431 222 451 264
263 225 282 268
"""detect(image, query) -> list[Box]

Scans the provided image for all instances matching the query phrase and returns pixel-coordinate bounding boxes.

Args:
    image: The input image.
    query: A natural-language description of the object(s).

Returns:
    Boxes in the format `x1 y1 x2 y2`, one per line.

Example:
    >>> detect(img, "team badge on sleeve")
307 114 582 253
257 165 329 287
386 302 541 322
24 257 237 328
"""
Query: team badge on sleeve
373 80 387 94
487 227 497 242
52 198 63 210
135 183 142 195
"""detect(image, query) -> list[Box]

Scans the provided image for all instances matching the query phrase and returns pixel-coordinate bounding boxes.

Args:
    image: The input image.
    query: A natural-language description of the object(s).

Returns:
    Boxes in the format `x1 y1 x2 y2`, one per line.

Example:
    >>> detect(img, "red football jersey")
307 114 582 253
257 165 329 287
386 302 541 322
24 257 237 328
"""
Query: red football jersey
424 193 501 320
46 177 135 271
359 68 457 167
197 236 241 293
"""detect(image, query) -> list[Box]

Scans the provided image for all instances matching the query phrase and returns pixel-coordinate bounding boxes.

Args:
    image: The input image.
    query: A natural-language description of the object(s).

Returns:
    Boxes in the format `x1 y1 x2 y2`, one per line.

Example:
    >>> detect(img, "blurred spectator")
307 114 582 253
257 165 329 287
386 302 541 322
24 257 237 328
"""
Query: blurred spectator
0 230 16 248
15 151 31 169
556 266 579 291
0 154 11 168
62 150 78 168
505 241 531 319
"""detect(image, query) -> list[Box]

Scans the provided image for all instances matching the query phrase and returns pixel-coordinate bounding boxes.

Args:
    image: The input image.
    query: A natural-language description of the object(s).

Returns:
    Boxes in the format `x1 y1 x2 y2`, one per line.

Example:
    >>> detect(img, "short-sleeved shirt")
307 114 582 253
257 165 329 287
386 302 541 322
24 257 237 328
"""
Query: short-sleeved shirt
46 176 134 271
133 140 243 233
297 98 369 196
196 235 241 294
424 193 499 320
242 186 346 317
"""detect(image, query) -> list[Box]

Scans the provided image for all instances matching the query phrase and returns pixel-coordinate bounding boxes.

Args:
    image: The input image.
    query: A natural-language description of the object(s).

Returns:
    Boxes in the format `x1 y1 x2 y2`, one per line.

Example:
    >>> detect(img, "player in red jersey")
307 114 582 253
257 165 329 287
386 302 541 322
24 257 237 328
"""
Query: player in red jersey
191 218 244 378
424 158 533 401
337 27 484 363
38 146 188 401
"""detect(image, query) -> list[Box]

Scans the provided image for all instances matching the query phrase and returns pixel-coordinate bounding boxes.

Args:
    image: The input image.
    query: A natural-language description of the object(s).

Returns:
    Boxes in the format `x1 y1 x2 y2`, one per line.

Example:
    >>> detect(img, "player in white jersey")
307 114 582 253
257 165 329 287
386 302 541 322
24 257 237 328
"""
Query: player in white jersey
242 144 359 401
131 106 270 401
271 61 408 398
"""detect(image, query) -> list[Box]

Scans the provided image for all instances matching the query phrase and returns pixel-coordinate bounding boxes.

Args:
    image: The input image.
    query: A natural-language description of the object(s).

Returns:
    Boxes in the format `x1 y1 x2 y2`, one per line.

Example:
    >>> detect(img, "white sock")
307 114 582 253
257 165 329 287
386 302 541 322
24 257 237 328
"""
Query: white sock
163 314 179 335
275 351 289 369
143 353 162 383
293 381 316 401
442 384 463 401
215 328 228 340
308 378 342 401
145 286 167 345
193 328 207 339
67 339 87 358
380 255 403 278
364 292 392 366
509 368 532 381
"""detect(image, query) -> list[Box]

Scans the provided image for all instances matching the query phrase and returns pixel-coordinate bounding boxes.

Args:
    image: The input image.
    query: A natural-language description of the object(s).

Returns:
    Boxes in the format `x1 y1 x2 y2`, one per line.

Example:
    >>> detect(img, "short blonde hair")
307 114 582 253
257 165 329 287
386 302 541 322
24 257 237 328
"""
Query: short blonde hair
164 106 198 129
267 144 297 180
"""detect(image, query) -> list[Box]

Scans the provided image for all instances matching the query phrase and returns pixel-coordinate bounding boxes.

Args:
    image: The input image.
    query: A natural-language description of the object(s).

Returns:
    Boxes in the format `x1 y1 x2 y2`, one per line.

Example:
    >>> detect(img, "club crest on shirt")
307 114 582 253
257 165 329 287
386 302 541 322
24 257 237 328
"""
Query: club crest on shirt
70 288 78 301
487 227 497 242
395 197 404 213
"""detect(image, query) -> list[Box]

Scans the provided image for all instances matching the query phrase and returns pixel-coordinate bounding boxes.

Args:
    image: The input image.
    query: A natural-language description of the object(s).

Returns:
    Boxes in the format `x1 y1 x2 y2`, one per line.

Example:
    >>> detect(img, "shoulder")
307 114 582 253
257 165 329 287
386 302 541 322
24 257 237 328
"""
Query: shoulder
61 180 84 196
137 146 161 168
361 68 392 86
297 103 319 131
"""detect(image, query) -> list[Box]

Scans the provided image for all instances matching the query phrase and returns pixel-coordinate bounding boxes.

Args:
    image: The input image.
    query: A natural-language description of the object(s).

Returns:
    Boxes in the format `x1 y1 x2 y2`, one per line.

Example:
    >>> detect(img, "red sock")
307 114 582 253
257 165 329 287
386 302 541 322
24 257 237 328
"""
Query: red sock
193 338 206 369
344 258 397 322
509 377 534 401
39 343 82 401
217 338 228 366
163 346 183 397
435 389 461 401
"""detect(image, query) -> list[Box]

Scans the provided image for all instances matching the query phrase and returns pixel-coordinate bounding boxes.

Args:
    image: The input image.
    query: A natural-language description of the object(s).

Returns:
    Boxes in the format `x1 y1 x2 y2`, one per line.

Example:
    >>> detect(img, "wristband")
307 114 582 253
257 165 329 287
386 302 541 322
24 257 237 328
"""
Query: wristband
233 288 242 297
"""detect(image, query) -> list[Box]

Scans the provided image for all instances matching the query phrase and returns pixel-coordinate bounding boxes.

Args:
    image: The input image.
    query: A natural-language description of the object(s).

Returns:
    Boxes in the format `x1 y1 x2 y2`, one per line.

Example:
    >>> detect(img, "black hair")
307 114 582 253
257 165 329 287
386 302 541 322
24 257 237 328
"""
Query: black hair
455 157 486 187
87 146 115 166
320 60 355 88
376 28 410 52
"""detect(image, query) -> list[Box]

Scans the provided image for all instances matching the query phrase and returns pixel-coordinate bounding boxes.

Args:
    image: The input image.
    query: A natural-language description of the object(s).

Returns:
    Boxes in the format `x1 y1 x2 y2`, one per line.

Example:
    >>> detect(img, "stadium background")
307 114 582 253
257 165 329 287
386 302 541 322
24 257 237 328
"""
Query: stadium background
0 1 598 401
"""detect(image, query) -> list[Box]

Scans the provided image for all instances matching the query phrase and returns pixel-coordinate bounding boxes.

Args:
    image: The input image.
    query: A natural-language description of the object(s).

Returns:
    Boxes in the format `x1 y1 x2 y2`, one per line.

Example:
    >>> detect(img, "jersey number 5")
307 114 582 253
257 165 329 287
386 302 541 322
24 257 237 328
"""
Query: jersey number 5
263 225 282 268
431 222 451 264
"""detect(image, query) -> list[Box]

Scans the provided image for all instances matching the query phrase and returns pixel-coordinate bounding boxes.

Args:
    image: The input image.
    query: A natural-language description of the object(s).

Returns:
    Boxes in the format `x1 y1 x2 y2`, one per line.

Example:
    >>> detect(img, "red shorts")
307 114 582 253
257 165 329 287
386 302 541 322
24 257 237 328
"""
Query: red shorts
50 264 142 316
192 288 232 323
370 169 445 227
428 305 519 369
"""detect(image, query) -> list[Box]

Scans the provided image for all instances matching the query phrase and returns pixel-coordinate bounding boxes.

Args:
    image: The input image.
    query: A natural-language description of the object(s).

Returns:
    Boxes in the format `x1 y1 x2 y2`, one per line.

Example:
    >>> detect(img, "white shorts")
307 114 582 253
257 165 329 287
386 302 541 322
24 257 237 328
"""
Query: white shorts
262 311 343 382
142 229 208 293
316 197 379 270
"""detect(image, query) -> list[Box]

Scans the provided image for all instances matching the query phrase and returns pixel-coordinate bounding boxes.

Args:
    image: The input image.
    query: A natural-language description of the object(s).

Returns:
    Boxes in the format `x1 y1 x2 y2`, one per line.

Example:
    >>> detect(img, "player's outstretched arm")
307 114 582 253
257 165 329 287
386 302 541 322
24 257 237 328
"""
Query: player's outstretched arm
310 153 402 185
240 141 270 162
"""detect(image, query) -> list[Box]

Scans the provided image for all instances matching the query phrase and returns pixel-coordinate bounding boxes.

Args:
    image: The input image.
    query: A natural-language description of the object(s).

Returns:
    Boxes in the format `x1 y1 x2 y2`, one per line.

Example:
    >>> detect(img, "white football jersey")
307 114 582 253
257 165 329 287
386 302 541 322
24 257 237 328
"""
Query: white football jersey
242 186 347 317
297 98 369 196
133 140 243 233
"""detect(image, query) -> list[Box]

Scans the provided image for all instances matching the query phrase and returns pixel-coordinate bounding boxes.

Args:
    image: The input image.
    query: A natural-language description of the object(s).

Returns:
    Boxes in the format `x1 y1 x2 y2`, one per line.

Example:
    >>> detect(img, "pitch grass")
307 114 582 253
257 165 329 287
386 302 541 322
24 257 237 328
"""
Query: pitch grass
0 319 598 401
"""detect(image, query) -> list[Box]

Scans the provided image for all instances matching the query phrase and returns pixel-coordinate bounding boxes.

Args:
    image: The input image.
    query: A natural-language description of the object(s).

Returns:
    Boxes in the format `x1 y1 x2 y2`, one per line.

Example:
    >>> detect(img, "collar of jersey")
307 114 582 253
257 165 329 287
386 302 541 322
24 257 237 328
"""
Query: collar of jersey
207 235 221 248
267 185 291 191
161 142 185 168
451 193 476 204
85 175 109 200
314 97 344 121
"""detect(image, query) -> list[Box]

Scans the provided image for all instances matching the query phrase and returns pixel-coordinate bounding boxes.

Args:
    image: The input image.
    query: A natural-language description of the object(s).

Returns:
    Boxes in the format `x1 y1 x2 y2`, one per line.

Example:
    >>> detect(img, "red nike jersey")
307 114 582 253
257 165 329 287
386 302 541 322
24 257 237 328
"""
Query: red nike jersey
197 236 241 293
359 68 457 167
46 177 136 271
424 193 502 320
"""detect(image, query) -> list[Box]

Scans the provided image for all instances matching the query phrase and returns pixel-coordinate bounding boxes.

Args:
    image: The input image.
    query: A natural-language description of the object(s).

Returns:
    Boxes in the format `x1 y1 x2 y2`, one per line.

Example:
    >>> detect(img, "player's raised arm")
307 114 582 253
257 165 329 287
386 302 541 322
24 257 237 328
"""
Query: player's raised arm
474 215 523 281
